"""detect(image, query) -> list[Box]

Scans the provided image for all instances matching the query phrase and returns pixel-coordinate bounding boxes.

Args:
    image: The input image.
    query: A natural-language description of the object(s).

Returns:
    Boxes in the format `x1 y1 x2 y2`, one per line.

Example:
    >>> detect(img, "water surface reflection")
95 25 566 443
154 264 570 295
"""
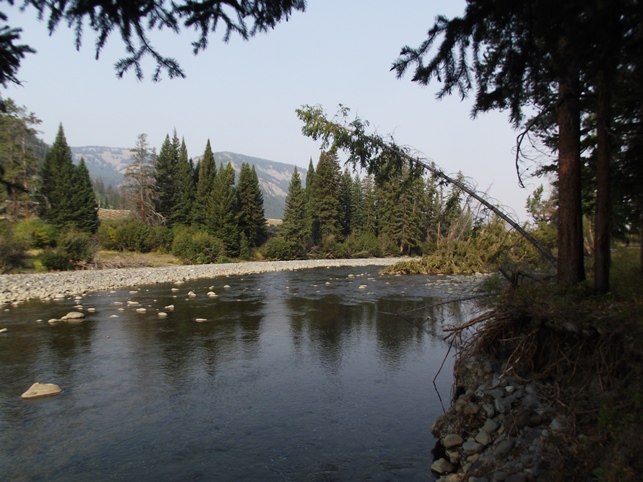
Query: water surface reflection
0 266 481 481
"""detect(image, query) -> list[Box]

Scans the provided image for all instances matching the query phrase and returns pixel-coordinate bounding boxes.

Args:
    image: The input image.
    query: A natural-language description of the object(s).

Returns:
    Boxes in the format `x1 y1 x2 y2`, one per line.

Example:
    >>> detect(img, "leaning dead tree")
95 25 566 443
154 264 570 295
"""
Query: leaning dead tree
296 105 556 266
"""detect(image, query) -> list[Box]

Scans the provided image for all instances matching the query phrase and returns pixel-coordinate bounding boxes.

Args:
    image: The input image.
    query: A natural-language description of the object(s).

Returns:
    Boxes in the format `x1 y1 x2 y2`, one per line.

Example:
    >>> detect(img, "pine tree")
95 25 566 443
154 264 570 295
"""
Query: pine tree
207 162 239 256
193 139 217 226
0 99 42 220
281 167 308 252
377 169 425 255
361 176 378 237
308 151 341 245
73 158 99 233
349 173 366 234
40 124 78 229
122 133 158 224
236 163 266 247
171 137 195 225
338 168 353 240
154 133 178 224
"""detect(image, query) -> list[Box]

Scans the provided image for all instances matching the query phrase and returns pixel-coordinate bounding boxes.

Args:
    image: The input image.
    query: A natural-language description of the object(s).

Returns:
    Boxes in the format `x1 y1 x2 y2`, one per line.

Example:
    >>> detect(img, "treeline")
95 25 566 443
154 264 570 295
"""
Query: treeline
0 97 544 273
267 151 469 259
113 131 267 261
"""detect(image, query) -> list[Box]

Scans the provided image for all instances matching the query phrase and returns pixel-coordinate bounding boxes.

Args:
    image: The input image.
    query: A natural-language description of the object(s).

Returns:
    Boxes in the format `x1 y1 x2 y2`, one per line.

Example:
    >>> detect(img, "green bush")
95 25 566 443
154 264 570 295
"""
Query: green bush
0 223 27 273
114 220 153 252
343 232 383 258
96 220 120 250
13 217 57 249
38 249 72 271
261 236 299 260
59 229 94 264
171 228 226 264
152 225 174 253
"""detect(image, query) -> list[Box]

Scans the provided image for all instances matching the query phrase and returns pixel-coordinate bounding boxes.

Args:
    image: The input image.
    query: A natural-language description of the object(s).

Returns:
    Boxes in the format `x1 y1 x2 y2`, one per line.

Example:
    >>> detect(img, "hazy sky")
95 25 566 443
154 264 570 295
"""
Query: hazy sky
4 0 550 221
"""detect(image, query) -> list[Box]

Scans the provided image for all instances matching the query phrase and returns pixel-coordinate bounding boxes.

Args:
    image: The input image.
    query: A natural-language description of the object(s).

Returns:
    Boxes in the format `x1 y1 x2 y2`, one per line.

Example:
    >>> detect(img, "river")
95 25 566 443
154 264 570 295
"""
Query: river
0 266 482 481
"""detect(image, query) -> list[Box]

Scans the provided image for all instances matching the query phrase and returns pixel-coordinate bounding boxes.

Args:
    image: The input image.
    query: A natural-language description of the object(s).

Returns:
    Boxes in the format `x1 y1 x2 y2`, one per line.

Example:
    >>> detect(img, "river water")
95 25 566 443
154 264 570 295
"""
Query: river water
0 266 482 481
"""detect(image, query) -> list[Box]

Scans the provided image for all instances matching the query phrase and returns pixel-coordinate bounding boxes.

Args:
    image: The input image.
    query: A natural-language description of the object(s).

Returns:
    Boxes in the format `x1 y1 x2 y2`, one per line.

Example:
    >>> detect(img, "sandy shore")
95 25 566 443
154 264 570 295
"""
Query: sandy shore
0 258 401 304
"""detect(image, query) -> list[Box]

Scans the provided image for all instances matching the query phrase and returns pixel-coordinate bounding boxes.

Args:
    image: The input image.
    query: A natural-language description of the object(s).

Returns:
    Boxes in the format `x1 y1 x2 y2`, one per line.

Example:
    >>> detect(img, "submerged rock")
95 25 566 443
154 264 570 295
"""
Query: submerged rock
21 382 62 399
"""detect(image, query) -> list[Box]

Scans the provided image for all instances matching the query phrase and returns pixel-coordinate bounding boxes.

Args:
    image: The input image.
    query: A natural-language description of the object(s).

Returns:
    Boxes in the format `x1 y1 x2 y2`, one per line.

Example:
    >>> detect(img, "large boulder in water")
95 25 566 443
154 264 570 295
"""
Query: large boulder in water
21 382 62 399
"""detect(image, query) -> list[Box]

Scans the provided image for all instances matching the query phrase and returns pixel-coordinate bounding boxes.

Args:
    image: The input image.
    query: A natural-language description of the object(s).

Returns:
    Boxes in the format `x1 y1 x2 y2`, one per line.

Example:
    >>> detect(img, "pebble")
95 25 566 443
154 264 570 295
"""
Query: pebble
0 259 401 304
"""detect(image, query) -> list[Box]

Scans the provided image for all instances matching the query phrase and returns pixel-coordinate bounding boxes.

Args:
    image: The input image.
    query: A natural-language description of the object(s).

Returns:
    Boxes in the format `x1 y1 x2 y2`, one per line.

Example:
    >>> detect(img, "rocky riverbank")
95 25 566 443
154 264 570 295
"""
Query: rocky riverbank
0 258 400 304
429 351 559 482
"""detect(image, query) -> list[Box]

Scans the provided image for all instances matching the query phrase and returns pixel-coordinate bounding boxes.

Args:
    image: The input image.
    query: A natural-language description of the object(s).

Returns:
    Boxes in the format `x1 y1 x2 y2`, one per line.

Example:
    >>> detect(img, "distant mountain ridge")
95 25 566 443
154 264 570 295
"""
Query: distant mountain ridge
70 146 306 219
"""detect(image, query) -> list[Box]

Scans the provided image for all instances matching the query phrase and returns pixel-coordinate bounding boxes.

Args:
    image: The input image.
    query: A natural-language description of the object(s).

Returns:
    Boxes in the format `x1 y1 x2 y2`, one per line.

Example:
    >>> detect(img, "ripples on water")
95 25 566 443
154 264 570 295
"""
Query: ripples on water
0 266 482 481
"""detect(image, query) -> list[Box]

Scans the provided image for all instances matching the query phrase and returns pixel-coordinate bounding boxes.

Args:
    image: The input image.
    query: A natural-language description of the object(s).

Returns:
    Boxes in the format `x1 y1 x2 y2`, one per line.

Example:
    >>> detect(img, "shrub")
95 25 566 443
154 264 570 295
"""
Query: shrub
343 232 383 258
13 217 57 249
114 220 153 252
38 249 72 271
152 225 174 253
96 220 120 250
59 229 94 264
261 236 298 260
0 223 27 273
171 228 226 264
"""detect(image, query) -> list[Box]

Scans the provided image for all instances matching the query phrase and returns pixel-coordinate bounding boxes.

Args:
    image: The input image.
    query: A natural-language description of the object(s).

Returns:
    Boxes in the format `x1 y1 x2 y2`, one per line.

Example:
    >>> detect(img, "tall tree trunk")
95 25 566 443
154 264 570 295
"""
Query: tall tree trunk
557 77 585 285
594 71 611 293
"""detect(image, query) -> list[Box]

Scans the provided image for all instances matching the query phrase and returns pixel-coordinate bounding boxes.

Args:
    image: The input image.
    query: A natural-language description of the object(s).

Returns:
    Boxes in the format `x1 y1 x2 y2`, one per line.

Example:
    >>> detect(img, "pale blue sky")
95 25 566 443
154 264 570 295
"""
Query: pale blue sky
4 0 549 221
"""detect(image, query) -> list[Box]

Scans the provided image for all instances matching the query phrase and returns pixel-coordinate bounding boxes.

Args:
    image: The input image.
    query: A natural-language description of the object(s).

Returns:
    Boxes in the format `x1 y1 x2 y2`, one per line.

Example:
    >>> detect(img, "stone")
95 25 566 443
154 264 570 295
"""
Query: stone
444 434 464 448
505 475 527 482
207 291 218 297
158 312 168 318
127 301 140 306
21 382 62 399
431 458 455 474
61 311 85 322
483 418 500 433
188 291 197 297
462 438 483 455
47 318 60 324
475 430 491 446
165 305 174 311
469 477 489 482
494 439 514 457
195 318 207 322
135 308 146 313
464 403 480 415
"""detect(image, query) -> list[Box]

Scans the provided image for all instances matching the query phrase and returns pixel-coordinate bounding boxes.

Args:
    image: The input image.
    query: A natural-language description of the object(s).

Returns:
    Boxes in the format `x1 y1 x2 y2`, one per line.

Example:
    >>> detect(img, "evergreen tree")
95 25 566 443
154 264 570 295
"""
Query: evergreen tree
349 173 366 234
193 139 217 226
281 167 308 252
361 176 378 237
377 169 425 255
0 99 42 220
40 124 78 229
122 133 158 224
73 158 100 233
171 137 195 225
236 163 266 247
154 133 178 224
308 151 341 245
338 168 353 240
207 162 239 256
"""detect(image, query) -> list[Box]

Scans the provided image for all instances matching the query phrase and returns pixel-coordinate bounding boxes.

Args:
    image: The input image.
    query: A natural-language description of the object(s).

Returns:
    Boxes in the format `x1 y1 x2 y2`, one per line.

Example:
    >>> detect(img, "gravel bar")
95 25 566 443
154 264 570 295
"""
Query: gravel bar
0 258 401 304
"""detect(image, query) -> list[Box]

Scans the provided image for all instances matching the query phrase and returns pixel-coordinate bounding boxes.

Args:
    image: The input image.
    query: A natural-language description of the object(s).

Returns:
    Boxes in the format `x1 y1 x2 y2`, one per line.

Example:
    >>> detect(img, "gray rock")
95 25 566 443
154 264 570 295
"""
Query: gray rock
495 439 514 457
464 403 480 415
469 478 489 482
505 475 527 482
431 458 455 474
443 434 464 448
493 471 509 481
483 418 500 433
61 311 85 321
462 438 484 454
475 429 491 446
